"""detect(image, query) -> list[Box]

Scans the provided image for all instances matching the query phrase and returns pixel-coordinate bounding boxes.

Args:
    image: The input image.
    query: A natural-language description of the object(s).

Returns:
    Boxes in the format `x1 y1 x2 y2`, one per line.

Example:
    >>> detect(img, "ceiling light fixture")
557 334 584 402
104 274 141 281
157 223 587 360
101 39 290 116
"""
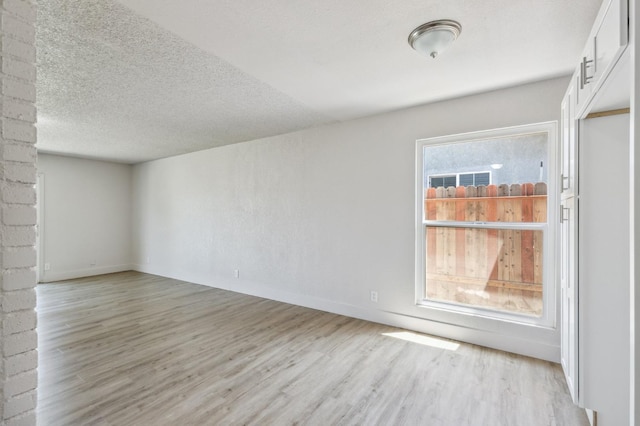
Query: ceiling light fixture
408 19 462 59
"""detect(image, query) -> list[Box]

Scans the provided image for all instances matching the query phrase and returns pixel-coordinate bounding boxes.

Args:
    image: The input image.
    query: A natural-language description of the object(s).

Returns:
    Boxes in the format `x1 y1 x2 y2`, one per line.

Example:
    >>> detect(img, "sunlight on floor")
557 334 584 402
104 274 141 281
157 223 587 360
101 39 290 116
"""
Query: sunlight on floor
382 331 460 351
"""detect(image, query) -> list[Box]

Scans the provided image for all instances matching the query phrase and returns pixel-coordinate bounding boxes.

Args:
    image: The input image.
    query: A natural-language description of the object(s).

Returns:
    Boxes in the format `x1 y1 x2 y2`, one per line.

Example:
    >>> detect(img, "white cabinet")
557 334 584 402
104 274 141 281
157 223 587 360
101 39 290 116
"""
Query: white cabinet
560 81 577 197
560 74 579 402
575 44 594 115
574 0 628 118
560 0 630 422
559 194 577 402
560 80 580 402
593 0 626 84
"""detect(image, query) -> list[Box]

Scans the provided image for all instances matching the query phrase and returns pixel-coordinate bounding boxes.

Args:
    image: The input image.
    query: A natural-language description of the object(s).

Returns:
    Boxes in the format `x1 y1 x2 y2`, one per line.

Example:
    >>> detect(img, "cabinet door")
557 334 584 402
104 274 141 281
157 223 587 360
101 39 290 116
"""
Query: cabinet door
560 196 578 402
594 0 627 83
575 0 628 117
575 42 595 115
561 95 570 194
561 82 577 196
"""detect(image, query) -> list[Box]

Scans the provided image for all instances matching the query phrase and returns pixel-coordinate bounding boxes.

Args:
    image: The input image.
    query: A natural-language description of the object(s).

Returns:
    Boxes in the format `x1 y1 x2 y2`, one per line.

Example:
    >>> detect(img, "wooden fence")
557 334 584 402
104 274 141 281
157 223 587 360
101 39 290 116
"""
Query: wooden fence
424 183 547 316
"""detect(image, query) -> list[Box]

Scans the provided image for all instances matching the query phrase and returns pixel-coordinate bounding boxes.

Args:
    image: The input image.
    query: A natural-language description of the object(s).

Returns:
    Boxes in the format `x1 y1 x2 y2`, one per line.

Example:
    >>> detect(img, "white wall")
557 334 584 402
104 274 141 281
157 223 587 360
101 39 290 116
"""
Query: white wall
38 154 133 282
132 77 568 361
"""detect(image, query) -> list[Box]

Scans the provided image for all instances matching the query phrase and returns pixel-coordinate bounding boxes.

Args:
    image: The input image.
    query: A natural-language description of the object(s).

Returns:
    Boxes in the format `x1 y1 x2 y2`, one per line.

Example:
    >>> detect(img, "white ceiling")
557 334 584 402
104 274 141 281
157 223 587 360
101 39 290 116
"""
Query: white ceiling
36 0 602 164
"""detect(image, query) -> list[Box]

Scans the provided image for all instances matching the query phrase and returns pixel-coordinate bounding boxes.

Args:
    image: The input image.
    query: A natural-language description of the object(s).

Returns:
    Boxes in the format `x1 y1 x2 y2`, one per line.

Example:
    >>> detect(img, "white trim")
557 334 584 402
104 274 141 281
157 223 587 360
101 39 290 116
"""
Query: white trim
424 220 546 230
415 121 559 346
631 0 639 422
36 173 45 283
39 264 134 283
132 263 560 362
417 121 553 146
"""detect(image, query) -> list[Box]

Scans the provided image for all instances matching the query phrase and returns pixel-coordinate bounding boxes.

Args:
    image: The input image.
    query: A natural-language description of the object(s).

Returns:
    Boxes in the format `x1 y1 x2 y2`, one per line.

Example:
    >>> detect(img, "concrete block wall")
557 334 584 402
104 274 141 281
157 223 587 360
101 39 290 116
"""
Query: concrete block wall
0 0 37 424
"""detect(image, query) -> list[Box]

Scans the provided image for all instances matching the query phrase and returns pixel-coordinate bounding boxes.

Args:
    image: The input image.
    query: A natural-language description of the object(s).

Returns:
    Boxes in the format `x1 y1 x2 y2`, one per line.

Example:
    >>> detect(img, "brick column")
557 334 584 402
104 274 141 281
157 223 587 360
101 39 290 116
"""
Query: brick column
0 0 38 424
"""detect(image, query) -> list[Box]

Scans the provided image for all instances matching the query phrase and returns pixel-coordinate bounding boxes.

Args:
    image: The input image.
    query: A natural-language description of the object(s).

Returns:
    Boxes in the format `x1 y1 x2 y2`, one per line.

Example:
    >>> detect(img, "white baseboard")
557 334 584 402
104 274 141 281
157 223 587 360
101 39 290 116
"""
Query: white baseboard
133 263 559 362
40 264 133 283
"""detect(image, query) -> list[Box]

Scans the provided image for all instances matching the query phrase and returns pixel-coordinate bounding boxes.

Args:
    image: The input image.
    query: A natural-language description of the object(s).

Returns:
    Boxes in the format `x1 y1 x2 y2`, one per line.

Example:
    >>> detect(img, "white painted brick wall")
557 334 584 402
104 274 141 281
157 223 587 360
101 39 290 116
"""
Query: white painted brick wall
2 248 36 269
3 371 35 399
0 14 34 44
0 37 34 63
2 206 35 226
1 79 34 104
2 391 34 418
2 184 36 205
2 311 35 335
1 227 35 247
4 350 36 377
0 0 37 423
4 164 35 184
2 144 34 164
2 0 35 24
2 331 35 357
1 270 35 292
2 289 36 313
4 411 34 426
2 118 36 142
1 100 35 122
2 330 34 359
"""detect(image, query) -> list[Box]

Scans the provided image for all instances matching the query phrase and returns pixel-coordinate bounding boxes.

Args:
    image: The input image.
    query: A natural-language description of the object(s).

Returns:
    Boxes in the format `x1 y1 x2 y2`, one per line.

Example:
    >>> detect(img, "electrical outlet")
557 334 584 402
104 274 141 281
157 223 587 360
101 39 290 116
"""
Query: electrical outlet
370 291 378 303
44 263 50 271
234 269 240 279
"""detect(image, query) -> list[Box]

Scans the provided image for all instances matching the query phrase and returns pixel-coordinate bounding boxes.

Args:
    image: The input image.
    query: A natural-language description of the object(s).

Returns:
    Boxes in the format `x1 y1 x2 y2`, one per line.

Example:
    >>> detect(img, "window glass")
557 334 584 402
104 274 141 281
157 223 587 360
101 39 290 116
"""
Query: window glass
420 131 549 319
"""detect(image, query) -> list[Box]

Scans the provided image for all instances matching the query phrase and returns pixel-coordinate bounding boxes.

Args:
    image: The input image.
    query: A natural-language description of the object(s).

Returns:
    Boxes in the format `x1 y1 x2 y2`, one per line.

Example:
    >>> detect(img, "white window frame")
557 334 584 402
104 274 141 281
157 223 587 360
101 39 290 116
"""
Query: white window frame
415 122 558 329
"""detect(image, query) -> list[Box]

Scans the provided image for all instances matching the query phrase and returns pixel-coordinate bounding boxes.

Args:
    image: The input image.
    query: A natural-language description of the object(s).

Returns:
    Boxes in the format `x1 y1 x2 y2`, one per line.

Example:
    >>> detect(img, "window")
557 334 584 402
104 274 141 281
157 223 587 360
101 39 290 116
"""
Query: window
428 172 491 188
415 122 557 328
429 175 457 188
459 171 490 186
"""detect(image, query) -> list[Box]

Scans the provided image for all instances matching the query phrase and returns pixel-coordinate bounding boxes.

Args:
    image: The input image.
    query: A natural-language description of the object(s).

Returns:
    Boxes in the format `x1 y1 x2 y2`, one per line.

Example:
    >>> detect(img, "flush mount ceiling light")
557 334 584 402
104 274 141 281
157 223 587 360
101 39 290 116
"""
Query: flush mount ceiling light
408 19 462 59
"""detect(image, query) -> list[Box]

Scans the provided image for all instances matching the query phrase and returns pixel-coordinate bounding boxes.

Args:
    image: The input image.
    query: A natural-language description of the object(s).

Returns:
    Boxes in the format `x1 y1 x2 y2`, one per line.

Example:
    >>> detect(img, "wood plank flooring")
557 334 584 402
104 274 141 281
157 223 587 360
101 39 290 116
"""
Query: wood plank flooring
37 271 589 425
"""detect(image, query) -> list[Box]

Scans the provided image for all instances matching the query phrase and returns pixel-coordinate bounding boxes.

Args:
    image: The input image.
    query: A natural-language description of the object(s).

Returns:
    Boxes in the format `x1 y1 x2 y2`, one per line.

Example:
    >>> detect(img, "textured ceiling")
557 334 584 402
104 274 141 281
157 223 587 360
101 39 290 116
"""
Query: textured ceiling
36 0 333 163
36 0 602 163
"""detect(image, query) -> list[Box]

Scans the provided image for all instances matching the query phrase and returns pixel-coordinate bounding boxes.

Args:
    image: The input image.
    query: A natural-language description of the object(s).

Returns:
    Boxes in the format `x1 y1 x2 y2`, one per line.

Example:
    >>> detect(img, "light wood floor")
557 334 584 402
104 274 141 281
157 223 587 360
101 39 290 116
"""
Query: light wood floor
37 271 589 425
